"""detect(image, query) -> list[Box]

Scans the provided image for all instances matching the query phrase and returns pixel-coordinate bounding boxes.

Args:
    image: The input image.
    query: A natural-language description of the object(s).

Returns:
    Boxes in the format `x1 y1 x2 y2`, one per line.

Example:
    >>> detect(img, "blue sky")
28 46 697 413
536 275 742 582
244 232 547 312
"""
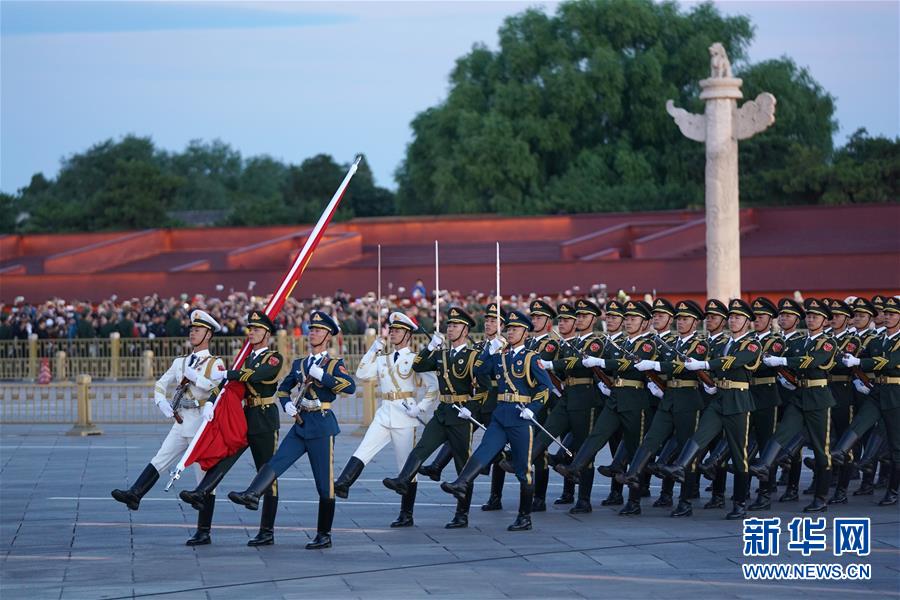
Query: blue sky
1 0 897 193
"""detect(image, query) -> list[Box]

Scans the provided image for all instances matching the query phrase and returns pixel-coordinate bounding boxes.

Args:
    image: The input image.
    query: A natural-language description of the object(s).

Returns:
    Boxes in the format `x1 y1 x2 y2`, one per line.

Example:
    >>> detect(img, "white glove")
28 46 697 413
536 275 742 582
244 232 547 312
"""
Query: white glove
597 381 611 396
457 406 472 420
371 338 385 354
300 397 322 411
201 402 215 422
156 399 174 418
582 356 605 368
538 359 554 369
763 356 787 367
702 383 718 395
405 403 421 418
777 374 797 391
308 363 325 381
427 332 444 351
635 360 659 372
648 381 664 398
284 400 298 417
842 354 861 367
684 358 709 371
853 379 870 395
488 338 504 354
183 364 199 382
519 407 534 421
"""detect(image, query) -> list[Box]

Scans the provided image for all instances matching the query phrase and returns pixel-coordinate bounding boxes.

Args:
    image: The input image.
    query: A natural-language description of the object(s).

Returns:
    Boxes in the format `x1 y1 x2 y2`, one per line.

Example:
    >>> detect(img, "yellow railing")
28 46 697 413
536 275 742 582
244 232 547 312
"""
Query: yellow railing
0 331 483 381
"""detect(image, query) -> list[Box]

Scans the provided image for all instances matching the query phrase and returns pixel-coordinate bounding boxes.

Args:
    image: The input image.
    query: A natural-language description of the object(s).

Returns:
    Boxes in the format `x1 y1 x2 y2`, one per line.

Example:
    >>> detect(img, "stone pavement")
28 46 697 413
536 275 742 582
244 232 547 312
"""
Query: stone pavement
1 424 898 599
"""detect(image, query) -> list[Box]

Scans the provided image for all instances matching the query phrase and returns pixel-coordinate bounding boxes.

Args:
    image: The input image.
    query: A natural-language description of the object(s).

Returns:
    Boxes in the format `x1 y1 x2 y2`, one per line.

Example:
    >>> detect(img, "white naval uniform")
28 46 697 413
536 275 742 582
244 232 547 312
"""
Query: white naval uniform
150 349 226 481
351 345 439 469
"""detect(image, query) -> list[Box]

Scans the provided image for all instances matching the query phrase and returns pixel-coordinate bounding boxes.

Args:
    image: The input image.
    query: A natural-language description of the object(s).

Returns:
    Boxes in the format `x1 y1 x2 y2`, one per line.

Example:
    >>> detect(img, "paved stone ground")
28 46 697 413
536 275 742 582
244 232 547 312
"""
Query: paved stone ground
1 424 898 599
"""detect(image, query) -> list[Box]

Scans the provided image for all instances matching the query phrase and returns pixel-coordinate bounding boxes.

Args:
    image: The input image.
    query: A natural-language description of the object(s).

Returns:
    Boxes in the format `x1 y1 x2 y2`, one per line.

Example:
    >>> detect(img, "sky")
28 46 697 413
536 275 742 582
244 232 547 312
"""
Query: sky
1 0 898 194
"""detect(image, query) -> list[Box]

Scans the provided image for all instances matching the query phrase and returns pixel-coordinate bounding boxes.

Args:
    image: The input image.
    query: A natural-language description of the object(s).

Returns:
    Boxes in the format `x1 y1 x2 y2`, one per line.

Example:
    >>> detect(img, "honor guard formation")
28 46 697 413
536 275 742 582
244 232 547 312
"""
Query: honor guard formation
112 294 900 547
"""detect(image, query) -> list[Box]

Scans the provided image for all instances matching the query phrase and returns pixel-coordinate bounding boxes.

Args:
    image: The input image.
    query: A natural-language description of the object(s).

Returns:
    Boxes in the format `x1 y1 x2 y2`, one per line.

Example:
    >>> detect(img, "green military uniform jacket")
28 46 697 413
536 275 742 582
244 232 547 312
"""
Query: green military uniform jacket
778 331 806 408
859 330 900 410
551 332 604 411
657 331 707 413
750 331 785 411
708 332 761 415
604 332 657 413
828 329 862 407
414 345 478 426
784 333 838 411
225 347 284 436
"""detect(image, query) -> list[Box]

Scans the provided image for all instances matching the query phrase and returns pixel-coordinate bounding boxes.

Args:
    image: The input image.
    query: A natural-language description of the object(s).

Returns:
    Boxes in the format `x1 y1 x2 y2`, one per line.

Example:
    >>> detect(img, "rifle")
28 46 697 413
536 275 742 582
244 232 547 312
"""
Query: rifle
652 334 716 388
170 355 212 424
549 329 612 388
293 357 329 425
606 335 667 391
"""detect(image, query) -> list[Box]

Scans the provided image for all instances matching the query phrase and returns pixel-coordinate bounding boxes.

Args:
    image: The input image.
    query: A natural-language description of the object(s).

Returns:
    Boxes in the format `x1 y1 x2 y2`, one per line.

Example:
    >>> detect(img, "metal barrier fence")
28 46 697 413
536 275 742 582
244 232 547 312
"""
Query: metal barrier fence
0 332 482 381
0 377 365 426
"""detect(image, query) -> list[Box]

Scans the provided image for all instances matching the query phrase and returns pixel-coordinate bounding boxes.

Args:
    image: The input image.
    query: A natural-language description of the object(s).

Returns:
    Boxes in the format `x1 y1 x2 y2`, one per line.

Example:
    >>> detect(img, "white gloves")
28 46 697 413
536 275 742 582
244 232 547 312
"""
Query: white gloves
538 359 554 369
308 363 325 381
519 407 534 421
183 364 199 382
457 406 472 420
300 397 322 411
371 338 385 354
405 403 422 419
597 381 611 396
853 379 870 395
284 400 298 417
488 338 504 354
201 402 215 422
763 356 787 367
582 356 605 368
648 381 664 399
635 360 659 372
684 358 709 371
156 399 174 418
842 354 861 367
777 375 797 390
702 383 718 395
428 332 444 351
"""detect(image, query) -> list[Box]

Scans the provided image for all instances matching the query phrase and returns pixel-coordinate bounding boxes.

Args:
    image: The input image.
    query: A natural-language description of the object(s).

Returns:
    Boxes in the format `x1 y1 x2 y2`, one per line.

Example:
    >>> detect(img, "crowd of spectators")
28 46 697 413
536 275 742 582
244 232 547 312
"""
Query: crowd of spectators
0 283 620 341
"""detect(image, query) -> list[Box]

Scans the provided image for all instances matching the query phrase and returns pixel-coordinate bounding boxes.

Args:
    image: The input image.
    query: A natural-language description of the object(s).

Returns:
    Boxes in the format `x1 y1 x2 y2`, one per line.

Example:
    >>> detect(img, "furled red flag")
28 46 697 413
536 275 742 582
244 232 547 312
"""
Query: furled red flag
166 157 362 486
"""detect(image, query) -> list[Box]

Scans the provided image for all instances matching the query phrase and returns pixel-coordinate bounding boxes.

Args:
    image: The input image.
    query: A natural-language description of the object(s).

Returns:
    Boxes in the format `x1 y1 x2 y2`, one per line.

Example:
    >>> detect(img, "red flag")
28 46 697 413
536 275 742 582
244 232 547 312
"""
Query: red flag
170 157 362 479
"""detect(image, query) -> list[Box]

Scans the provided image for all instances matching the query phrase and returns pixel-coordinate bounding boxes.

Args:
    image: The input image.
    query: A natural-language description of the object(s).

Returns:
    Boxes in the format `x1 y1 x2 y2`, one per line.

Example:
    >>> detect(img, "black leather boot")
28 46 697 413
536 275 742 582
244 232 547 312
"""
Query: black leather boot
441 457 485 502
111 463 159 511
569 467 594 514
383 454 424 496
699 438 730 481
180 454 238 511
647 437 680 478
556 442 593 482
334 456 364 499
748 487 771 511
725 473 748 519
857 431 885 477
597 443 629 478
446 483 472 528
659 440 701 483
601 487 624 506
228 465 278 511
481 466 505 510
878 465 899 506
616 445 654 487
185 493 215 546
306 498 335 549
619 486 642 516
508 484 534 531
532 465 549 512
671 472 694 517
829 429 861 468
391 482 417 527
555 475 576 505
749 439 782 482
418 443 453 482
830 460 852 504
671 499 693 517
248 494 277 546
779 484 800 502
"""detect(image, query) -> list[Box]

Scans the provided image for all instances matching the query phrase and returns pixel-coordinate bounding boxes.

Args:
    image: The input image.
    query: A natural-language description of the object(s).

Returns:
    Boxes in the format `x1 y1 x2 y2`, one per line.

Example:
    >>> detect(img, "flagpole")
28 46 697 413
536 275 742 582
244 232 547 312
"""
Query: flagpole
434 240 440 335
166 156 363 488
376 244 382 342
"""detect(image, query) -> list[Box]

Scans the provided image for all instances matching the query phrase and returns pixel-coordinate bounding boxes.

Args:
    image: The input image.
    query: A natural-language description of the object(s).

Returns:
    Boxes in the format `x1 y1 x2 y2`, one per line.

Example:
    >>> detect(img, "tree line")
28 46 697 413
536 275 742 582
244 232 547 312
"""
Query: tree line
3 0 896 233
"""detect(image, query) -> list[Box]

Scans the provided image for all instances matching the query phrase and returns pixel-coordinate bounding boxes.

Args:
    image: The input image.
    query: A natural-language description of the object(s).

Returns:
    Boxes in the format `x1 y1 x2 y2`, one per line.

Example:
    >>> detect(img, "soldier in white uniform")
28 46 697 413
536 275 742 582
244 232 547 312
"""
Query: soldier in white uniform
333 312 438 525
111 309 226 546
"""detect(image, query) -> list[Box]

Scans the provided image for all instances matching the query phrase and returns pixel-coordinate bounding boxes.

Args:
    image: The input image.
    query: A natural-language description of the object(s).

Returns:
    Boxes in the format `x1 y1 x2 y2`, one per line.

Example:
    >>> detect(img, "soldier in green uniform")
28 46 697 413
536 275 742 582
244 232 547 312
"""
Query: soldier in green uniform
802 299 862 505
383 307 480 528
502 300 603 514
660 299 761 519
752 298 838 513
835 295 900 506
556 300 657 516
647 298 678 507
847 297 884 496
745 297 785 510
623 300 708 517
179 310 284 546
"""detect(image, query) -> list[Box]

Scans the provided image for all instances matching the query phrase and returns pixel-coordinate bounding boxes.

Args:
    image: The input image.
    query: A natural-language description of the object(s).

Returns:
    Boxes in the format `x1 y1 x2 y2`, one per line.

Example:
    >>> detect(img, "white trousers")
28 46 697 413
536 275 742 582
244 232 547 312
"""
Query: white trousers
352 413 418 470
150 409 205 483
